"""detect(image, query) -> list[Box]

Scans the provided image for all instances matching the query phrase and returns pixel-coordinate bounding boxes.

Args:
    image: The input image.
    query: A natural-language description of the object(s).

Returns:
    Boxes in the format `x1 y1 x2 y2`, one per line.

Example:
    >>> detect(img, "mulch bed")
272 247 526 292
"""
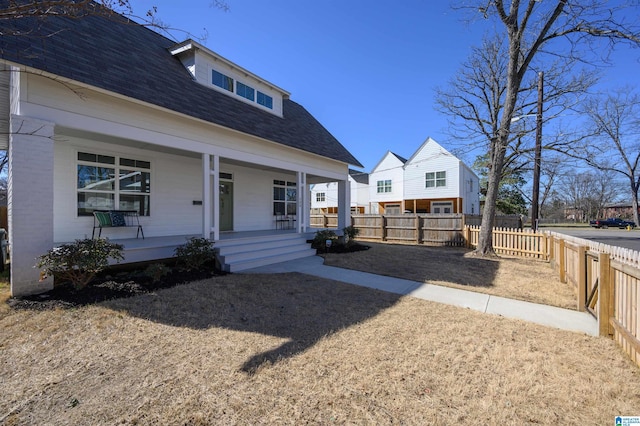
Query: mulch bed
7 262 223 311
7 242 370 311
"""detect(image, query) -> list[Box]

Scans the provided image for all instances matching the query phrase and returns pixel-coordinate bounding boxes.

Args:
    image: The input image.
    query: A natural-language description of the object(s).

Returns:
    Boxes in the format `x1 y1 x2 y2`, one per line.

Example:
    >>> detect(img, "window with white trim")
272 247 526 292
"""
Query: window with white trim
212 69 233 92
377 179 392 193
257 91 273 109
236 81 255 101
77 152 150 216
316 192 326 202
273 180 297 215
426 171 446 188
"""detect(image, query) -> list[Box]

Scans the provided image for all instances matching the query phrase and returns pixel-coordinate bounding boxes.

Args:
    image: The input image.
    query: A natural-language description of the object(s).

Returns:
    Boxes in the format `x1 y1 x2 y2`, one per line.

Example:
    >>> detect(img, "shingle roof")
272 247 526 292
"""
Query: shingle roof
0 2 362 167
348 169 369 184
390 152 408 164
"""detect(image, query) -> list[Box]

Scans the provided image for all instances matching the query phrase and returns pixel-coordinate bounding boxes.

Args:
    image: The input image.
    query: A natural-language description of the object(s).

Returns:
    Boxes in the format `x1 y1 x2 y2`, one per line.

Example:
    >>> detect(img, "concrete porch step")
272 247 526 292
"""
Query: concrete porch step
224 247 317 273
216 233 317 272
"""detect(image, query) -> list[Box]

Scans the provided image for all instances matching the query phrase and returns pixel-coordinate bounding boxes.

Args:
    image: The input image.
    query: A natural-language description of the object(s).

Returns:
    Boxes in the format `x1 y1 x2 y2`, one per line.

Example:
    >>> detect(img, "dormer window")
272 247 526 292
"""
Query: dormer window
172 40 286 115
237 82 255 102
257 91 273 109
212 69 233 92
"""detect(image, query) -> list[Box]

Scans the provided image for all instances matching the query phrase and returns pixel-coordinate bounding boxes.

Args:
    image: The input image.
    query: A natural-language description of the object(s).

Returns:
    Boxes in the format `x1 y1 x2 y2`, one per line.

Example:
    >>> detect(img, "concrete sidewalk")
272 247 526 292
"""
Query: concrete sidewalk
242 255 599 336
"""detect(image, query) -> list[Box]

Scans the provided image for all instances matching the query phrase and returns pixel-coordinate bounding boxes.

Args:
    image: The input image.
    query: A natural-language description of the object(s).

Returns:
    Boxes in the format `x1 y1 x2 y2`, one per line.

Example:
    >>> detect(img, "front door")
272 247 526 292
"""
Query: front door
220 181 233 231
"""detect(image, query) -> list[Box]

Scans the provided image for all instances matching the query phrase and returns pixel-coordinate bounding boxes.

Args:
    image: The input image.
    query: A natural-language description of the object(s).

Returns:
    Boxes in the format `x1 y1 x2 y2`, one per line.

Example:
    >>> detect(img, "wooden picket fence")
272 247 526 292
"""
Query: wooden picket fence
545 231 640 367
466 227 639 368
465 225 547 259
310 216 640 367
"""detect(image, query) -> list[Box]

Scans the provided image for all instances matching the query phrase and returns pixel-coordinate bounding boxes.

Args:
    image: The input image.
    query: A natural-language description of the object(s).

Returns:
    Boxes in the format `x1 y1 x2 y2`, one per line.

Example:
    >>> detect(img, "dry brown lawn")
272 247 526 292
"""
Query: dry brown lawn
323 241 577 309
1 274 639 425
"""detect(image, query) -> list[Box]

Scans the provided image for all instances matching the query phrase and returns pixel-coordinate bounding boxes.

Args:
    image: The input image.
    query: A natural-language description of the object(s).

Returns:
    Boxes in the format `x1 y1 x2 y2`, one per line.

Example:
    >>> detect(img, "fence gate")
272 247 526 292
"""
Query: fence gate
585 251 600 318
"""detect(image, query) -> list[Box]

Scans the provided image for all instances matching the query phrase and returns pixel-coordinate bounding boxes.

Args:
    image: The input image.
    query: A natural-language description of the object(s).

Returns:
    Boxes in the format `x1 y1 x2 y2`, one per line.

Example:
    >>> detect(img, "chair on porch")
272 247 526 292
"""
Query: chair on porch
275 214 289 230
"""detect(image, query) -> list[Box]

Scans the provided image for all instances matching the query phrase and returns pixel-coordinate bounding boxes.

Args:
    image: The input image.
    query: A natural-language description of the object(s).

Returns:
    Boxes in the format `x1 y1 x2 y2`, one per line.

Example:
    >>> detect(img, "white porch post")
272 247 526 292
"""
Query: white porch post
296 171 307 232
212 154 220 241
337 178 351 231
9 115 55 296
202 153 211 239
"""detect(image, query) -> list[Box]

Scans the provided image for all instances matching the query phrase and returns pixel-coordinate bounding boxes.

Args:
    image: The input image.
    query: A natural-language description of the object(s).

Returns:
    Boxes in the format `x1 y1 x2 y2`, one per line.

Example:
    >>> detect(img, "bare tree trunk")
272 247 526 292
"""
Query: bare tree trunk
477 136 508 255
631 176 640 226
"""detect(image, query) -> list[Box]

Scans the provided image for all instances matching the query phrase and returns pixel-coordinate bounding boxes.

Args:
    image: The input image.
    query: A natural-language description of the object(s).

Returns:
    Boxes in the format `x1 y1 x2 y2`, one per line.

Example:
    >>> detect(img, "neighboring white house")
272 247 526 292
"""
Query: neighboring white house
0 9 361 295
309 139 479 218
310 169 370 214
369 138 479 215
368 151 408 215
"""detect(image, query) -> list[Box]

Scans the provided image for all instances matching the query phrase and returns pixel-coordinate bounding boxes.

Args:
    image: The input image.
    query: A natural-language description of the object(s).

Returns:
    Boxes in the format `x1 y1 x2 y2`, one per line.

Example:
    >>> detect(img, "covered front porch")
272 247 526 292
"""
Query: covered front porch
95 229 318 272
8 120 353 296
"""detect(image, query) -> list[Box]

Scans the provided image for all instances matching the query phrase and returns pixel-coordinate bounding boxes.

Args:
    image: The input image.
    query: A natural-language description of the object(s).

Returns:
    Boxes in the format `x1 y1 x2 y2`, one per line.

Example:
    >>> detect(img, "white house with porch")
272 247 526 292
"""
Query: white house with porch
0 7 361 296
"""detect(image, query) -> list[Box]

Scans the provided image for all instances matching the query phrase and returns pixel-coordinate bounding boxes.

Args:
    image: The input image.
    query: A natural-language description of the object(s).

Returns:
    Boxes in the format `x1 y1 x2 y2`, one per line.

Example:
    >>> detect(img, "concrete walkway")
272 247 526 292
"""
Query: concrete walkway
242 256 599 336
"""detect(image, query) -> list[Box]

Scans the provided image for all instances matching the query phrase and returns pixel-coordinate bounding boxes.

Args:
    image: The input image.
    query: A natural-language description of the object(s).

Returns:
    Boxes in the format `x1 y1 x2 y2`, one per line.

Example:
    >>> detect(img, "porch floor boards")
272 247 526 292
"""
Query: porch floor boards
54 229 320 268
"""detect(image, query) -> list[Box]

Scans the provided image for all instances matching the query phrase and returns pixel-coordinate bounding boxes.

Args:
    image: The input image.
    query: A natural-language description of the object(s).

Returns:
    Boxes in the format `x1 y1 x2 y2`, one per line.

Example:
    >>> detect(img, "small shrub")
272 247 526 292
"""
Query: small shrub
36 238 124 290
175 237 215 271
144 263 171 283
343 225 361 246
311 230 338 250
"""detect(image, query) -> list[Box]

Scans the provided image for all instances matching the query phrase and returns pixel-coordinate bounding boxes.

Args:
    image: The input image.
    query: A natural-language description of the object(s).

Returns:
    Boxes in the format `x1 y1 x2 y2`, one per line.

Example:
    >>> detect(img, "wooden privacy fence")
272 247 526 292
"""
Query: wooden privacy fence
351 214 465 246
311 213 520 247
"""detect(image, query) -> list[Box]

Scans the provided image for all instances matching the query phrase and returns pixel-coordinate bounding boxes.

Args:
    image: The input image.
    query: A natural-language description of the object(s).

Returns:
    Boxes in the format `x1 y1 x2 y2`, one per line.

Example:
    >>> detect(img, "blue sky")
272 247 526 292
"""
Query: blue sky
130 1 639 172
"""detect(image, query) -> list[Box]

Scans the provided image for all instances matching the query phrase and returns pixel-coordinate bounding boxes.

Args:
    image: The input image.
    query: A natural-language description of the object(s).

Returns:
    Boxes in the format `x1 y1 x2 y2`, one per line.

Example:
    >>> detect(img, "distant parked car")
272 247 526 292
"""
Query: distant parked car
589 218 637 229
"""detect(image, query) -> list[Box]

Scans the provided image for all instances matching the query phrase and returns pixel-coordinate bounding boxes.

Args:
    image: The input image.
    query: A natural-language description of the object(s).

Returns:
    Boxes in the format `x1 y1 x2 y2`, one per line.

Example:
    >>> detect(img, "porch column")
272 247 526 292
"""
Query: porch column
296 172 307 232
337 178 351 230
9 115 55 296
212 154 220 241
202 153 211 239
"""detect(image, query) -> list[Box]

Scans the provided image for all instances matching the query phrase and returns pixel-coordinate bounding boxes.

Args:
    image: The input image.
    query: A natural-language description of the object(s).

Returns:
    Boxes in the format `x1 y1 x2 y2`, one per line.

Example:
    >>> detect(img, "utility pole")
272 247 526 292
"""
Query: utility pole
531 71 543 231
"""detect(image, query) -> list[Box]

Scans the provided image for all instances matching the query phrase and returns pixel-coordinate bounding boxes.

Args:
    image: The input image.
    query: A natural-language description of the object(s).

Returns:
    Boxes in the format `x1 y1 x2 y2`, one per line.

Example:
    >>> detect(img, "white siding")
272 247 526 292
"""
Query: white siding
54 137 310 241
21 73 347 180
460 165 480 214
404 139 461 200
310 182 336 211
53 137 204 242
369 153 404 203
195 51 284 117
352 179 370 213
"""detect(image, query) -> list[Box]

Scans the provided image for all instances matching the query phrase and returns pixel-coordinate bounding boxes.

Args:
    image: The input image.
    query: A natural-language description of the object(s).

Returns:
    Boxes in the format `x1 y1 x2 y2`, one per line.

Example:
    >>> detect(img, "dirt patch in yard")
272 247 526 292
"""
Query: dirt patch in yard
321 241 577 309
1 275 638 425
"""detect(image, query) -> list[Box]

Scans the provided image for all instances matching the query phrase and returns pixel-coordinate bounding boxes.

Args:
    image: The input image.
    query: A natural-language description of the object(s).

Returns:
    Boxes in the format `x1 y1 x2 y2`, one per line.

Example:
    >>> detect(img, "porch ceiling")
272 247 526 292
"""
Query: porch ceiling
57 126 199 159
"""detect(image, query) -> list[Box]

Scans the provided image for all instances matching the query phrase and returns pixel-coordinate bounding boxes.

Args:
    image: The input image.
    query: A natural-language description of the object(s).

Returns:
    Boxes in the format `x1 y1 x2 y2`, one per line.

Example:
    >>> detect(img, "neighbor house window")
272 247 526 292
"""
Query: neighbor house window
377 179 392 193
257 91 273 109
273 180 297 215
212 69 234 92
316 192 326 202
77 152 150 216
426 171 446 188
236 81 255 101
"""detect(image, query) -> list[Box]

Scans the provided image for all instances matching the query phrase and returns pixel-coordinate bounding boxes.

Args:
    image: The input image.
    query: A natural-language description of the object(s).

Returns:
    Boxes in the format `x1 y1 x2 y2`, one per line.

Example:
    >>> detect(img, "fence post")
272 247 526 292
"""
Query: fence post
598 252 614 337
415 215 421 244
577 245 587 312
559 239 566 283
464 226 471 248
548 234 555 266
381 215 387 242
